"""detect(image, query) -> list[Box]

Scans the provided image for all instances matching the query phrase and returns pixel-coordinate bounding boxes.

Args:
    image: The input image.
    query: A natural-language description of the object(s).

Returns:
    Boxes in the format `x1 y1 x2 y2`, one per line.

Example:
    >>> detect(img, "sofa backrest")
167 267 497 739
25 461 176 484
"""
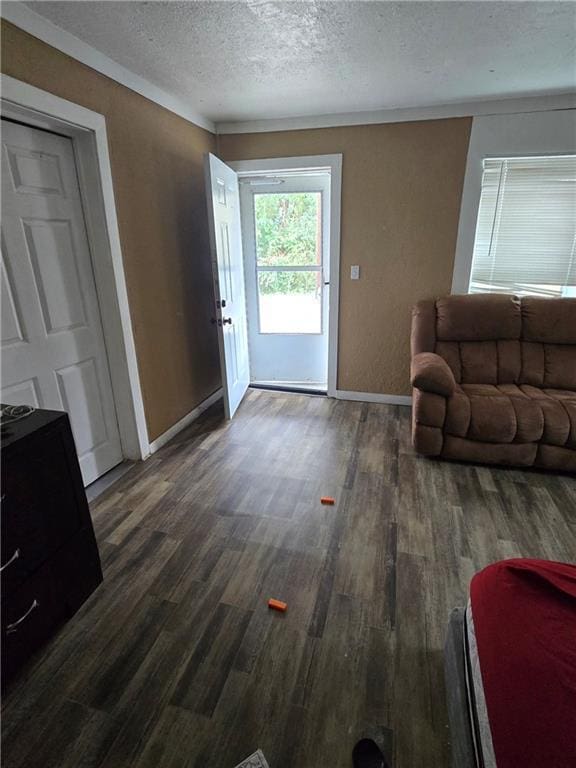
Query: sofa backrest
520 298 576 390
411 294 576 390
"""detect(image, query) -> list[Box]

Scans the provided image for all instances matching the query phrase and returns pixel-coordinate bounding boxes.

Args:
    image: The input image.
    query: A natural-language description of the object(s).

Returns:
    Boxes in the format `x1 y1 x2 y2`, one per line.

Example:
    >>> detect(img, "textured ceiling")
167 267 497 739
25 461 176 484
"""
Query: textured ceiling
22 1 576 123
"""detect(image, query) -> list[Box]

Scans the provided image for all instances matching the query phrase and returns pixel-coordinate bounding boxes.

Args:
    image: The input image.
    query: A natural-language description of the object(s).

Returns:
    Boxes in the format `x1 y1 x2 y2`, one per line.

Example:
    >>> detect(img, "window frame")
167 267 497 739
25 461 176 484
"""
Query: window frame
451 112 576 296
467 153 576 297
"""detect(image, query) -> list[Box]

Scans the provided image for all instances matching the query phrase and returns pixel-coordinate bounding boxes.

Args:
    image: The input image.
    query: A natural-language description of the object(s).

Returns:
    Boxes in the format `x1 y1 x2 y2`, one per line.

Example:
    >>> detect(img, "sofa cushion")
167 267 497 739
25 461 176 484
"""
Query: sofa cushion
497 340 522 383
466 389 517 444
544 345 576 390
520 342 545 386
436 338 523 386
445 385 512 441
543 389 576 449
497 384 544 443
444 384 560 445
521 343 576 390
463 384 501 396
460 342 498 384
519 386 571 447
522 297 576 344
435 341 462 383
545 389 576 401
436 294 522 342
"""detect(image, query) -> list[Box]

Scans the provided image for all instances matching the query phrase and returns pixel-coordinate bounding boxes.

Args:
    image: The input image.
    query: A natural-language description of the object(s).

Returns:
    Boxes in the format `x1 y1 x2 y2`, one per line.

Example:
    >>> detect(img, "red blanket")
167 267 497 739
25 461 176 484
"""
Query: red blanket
471 559 576 768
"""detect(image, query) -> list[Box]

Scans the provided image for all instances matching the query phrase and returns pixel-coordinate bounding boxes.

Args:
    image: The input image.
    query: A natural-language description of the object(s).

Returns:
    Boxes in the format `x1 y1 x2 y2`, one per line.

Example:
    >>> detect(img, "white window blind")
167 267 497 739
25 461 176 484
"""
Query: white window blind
469 155 576 297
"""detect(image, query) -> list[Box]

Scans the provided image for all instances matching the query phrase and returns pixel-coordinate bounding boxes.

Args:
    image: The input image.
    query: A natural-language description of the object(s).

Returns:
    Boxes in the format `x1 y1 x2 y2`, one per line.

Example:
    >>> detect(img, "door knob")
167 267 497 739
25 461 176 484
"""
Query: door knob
222 317 232 325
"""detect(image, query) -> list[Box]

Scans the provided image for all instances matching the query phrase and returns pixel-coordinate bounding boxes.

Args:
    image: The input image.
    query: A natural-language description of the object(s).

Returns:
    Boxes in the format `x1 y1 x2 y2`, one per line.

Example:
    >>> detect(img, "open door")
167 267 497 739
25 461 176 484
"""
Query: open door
204 153 250 418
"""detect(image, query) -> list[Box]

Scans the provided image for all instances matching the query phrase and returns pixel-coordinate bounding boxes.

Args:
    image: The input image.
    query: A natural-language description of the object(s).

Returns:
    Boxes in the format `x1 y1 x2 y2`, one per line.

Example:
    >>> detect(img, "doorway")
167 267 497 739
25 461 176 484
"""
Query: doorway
1 75 149 484
239 172 330 391
1 118 123 485
206 154 341 416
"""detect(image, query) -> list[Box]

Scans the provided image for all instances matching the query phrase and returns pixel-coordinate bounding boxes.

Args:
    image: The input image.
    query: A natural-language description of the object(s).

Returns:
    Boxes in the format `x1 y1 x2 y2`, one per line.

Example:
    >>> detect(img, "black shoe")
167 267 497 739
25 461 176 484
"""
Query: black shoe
352 738 390 768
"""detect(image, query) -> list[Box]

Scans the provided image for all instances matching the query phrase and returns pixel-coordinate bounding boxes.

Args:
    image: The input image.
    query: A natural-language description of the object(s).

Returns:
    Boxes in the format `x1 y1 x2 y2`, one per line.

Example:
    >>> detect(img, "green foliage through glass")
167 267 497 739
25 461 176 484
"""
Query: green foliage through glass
255 192 321 295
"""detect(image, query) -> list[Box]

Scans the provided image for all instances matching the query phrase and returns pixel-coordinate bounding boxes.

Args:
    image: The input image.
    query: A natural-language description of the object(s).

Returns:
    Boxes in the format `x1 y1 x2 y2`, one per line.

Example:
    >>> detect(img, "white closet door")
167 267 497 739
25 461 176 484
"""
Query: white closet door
1 119 123 485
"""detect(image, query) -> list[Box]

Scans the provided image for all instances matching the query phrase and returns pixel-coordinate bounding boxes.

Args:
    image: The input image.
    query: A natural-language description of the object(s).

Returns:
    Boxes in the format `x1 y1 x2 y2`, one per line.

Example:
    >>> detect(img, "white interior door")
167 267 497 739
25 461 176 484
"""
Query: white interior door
204 153 250 418
1 119 123 485
239 173 330 387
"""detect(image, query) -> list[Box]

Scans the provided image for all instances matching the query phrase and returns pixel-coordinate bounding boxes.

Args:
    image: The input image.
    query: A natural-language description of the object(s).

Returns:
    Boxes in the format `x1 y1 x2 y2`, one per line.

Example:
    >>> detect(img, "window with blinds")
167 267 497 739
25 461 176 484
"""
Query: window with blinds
469 155 576 297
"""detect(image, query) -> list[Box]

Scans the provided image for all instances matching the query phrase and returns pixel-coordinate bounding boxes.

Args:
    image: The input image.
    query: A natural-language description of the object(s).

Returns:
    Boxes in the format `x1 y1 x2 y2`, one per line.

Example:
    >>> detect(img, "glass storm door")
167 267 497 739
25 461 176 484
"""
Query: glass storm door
239 173 330 389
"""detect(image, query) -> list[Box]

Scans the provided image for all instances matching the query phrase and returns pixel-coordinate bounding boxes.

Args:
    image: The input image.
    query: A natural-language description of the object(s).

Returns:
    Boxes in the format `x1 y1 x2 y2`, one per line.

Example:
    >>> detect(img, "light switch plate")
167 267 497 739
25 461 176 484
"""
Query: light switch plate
350 265 360 280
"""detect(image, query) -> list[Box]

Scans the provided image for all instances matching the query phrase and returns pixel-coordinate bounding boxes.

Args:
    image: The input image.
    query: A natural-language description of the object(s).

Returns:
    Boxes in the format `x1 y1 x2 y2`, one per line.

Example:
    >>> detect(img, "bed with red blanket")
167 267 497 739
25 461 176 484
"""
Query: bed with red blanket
445 559 576 768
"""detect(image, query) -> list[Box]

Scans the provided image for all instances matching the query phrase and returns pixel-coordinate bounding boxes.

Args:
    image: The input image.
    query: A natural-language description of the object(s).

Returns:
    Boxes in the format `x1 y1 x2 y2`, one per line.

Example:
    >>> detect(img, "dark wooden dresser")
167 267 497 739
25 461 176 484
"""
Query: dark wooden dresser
1 408 103 689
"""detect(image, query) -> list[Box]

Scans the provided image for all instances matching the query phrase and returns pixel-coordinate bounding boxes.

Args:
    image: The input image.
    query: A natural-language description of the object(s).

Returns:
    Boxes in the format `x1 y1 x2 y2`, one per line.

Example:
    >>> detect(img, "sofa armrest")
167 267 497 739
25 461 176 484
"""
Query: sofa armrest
411 352 456 397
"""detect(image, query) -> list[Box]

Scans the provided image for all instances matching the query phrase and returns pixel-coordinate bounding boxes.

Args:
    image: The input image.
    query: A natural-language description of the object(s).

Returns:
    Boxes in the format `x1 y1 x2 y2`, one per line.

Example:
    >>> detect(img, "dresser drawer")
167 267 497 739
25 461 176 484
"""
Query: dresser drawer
0 519 48 590
1 423 88 578
1 452 45 515
1 561 65 685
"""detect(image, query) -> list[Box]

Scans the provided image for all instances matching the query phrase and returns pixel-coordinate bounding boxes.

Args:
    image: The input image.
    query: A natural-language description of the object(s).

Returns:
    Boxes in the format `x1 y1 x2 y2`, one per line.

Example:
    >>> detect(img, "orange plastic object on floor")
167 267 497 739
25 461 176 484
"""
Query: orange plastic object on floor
268 598 287 612
321 496 335 505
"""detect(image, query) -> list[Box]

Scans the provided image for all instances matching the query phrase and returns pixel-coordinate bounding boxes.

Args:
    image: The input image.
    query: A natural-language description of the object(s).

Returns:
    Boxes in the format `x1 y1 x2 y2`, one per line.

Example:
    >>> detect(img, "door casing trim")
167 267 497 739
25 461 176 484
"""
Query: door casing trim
228 154 342 398
1 74 149 461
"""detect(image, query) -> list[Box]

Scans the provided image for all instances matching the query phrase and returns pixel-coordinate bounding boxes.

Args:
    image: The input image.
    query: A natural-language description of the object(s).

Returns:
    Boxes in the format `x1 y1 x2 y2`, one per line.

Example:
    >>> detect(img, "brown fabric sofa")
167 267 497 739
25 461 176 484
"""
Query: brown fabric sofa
410 294 576 472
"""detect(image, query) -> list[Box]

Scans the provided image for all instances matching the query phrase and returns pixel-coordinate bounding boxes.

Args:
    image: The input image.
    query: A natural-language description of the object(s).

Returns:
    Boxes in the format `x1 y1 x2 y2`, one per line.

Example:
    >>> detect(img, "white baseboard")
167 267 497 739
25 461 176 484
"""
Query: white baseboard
335 389 412 406
148 388 223 454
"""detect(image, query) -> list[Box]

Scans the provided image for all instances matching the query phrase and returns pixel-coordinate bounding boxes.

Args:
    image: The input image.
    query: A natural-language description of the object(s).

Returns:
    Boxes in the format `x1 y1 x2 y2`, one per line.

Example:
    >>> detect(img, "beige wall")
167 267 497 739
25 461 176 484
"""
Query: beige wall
219 118 472 395
1 21 221 441
1 19 473 429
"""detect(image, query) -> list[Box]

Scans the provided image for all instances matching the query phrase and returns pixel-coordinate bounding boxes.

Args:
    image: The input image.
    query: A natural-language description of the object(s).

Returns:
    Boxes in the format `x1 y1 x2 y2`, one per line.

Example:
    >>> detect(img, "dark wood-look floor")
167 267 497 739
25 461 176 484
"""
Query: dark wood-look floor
3 390 575 768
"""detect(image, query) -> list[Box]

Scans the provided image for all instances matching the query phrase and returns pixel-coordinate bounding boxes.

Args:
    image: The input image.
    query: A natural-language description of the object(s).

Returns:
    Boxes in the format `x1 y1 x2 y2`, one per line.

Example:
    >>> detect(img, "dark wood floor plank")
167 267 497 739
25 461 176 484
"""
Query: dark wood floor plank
290 592 374 768
170 602 253 716
2 389 574 768
307 489 350 640
72 595 175 712
201 621 318 768
132 705 210 768
393 551 440 767
3 698 114 768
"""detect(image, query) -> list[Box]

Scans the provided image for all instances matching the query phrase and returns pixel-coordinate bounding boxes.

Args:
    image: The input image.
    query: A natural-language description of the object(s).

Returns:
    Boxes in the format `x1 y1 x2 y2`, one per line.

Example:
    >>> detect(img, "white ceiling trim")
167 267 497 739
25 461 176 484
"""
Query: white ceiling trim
1 1 215 133
216 93 576 135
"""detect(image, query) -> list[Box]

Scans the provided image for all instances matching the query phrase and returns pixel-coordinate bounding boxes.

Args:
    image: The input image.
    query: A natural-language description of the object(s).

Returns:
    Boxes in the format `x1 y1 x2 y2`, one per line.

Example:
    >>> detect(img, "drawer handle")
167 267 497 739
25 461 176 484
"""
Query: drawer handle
6 599 39 634
0 548 20 573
